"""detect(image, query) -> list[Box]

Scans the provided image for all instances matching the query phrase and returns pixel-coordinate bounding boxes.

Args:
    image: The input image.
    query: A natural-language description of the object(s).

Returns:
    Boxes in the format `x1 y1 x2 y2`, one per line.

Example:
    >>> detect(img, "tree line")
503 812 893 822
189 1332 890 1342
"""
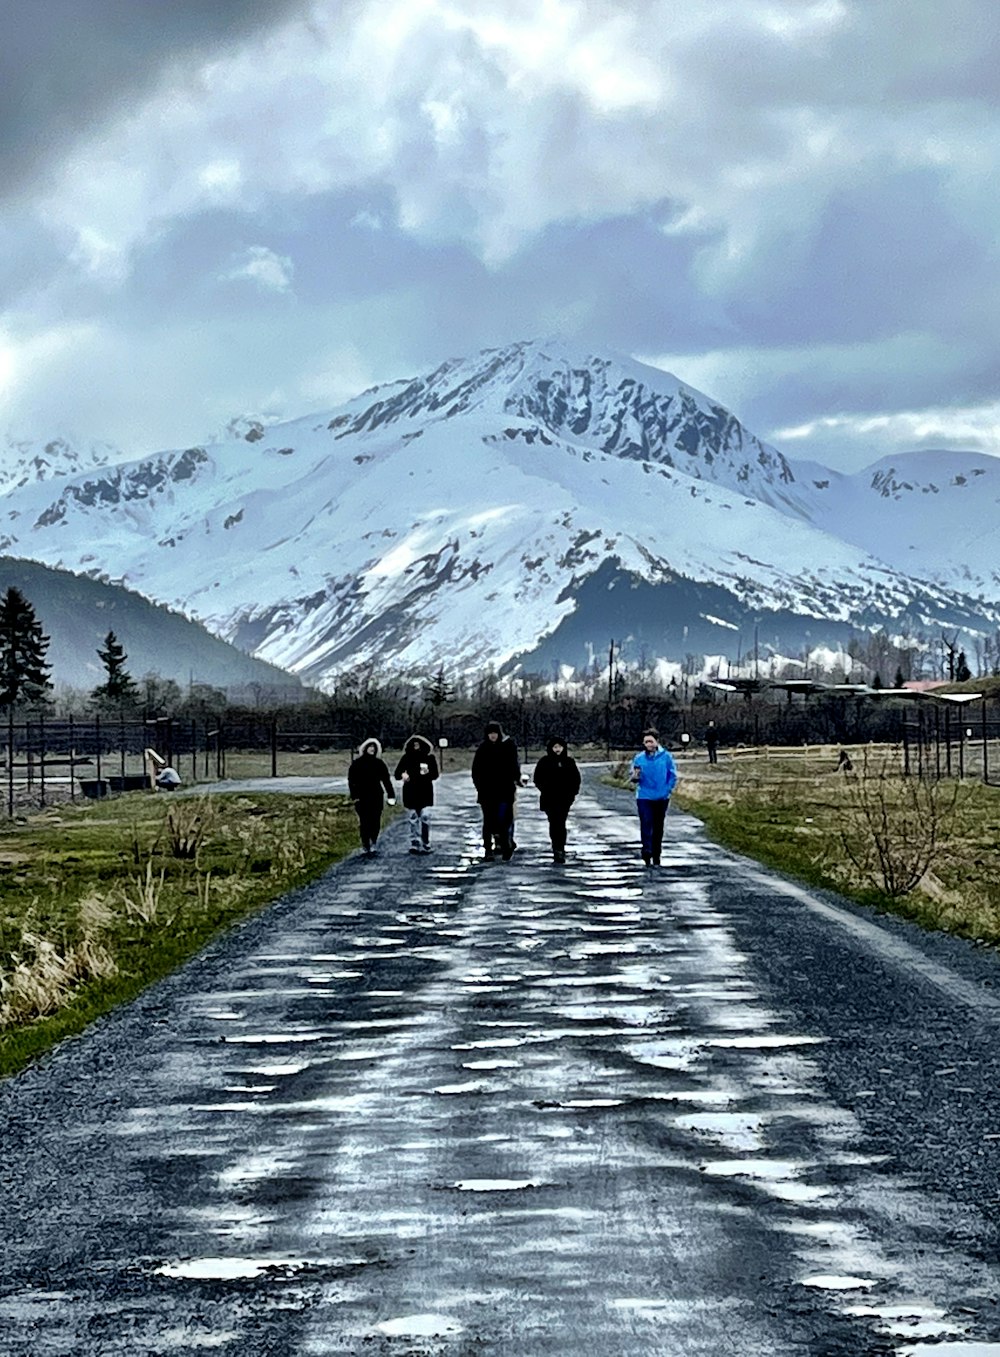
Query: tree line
2 584 995 752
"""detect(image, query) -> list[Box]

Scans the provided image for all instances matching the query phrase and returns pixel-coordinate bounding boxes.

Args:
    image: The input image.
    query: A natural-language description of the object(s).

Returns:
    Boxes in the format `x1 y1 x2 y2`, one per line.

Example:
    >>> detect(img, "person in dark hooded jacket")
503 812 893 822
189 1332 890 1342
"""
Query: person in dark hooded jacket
532 736 581 863
347 737 395 855
394 733 440 853
471 720 523 860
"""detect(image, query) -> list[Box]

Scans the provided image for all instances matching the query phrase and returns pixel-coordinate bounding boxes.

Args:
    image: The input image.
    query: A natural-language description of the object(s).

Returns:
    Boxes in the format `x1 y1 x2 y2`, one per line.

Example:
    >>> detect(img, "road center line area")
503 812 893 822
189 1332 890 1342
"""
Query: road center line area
3 771 1000 1356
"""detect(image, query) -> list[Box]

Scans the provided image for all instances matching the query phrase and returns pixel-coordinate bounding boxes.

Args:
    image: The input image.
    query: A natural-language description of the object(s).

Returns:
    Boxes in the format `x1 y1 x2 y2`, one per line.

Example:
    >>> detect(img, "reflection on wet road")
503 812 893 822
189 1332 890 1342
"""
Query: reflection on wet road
2 773 1000 1355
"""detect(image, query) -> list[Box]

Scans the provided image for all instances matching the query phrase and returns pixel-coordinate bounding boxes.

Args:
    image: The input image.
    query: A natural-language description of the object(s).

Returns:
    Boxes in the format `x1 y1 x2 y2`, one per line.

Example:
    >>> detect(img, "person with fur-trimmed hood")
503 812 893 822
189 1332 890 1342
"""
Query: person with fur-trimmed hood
532 736 581 863
471 719 523 861
394 734 440 854
348 737 395 856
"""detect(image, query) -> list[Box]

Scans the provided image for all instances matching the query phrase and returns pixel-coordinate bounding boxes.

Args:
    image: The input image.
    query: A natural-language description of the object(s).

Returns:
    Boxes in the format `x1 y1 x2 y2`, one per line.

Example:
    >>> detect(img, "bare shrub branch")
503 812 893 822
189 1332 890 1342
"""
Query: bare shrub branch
839 756 964 898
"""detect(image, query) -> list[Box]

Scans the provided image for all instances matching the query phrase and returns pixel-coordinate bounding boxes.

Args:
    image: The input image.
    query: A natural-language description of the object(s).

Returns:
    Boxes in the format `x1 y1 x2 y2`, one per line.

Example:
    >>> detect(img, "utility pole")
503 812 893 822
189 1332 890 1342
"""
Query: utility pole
606 639 614 759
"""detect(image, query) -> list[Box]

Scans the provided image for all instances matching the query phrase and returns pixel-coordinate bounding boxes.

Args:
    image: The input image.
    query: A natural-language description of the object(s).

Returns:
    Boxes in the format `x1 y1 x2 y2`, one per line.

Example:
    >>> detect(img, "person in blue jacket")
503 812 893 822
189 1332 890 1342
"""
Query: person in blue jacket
630 728 678 867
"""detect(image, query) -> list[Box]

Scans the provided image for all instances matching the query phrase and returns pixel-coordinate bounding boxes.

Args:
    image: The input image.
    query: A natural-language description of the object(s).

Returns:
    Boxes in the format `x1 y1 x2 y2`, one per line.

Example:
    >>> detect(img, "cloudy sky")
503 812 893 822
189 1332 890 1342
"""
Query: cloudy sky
1 0 998 471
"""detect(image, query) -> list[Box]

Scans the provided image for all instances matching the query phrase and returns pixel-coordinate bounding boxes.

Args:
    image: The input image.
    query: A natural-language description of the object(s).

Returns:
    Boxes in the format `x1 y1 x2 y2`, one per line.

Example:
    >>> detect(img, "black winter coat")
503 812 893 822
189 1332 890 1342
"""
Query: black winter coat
348 754 394 805
394 738 440 809
533 751 581 812
471 735 521 803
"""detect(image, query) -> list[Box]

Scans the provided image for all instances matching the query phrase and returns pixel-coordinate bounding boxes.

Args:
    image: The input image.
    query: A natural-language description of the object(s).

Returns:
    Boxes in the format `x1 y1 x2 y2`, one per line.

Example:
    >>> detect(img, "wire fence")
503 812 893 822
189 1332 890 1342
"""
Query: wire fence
2 700 998 816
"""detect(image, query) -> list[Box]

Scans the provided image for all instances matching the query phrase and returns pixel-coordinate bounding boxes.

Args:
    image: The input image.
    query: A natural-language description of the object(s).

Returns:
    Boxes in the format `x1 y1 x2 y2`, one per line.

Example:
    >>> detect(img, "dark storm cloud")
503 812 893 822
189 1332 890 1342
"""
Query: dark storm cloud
0 0 308 200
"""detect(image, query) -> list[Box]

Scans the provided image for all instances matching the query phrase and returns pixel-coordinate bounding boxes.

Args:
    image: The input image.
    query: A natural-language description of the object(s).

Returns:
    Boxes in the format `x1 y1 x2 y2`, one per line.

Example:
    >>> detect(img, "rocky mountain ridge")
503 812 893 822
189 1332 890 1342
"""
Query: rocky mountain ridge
0 340 996 686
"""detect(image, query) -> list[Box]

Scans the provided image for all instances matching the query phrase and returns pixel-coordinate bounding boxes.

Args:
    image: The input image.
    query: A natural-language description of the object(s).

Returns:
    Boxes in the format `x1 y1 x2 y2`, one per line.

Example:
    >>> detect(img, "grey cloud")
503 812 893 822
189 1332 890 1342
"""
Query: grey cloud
0 0 309 202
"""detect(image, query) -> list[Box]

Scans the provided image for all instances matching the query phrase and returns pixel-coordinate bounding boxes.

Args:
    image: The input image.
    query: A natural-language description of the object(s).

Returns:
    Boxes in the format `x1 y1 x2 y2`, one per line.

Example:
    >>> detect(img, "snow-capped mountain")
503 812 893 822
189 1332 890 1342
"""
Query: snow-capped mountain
0 434 119 497
0 339 996 688
780 450 1000 600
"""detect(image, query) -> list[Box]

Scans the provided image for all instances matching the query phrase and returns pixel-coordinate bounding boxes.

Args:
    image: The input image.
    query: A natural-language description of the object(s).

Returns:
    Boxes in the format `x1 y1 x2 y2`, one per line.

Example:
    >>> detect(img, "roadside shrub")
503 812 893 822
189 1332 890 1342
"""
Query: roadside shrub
839 758 964 898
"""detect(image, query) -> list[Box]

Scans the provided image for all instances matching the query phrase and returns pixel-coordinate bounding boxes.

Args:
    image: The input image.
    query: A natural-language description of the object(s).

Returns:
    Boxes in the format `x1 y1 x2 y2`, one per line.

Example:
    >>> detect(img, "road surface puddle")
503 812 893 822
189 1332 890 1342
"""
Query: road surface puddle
799 1273 879 1291
707 1034 828 1049
155 1255 365 1280
896 1345 1000 1356
375 1314 464 1337
451 1179 541 1191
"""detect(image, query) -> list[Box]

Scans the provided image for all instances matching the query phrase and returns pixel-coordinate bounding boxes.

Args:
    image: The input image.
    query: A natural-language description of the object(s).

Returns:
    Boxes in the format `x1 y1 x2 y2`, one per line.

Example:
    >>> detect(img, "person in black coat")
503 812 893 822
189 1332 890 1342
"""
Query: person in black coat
471 720 523 860
347 737 395 855
705 720 720 765
394 733 440 854
532 736 581 863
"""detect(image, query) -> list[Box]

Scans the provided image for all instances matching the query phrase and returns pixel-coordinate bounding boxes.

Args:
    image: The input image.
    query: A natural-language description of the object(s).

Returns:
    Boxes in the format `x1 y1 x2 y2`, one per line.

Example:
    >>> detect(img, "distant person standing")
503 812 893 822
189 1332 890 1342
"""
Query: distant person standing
394 734 440 854
348 738 395 856
471 720 523 861
630 728 678 867
532 736 581 863
705 720 719 765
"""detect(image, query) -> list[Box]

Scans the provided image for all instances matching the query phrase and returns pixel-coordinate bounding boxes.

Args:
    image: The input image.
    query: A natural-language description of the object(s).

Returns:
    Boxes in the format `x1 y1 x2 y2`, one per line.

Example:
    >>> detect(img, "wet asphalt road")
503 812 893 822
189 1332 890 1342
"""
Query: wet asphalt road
3 770 1000 1356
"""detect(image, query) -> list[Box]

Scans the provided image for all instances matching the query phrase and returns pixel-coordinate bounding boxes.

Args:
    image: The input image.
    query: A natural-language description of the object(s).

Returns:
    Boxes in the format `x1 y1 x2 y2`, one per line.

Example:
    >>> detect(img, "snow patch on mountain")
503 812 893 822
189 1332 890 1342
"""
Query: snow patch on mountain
0 341 997 686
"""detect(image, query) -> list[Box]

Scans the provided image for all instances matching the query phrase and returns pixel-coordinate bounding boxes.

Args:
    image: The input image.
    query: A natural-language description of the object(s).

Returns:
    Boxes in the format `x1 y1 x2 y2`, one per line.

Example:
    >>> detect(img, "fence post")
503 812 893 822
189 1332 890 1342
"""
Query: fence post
96 714 102 786
983 693 989 786
39 713 46 807
69 714 76 802
120 712 127 784
271 719 278 778
191 719 197 783
7 712 13 817
959 719 965 780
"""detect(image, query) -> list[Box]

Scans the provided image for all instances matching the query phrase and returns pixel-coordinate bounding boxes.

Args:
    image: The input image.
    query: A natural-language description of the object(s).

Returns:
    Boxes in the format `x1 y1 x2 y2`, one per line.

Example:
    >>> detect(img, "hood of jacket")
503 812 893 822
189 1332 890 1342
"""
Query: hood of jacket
545 736 569 755
358 736 383 758
403 733 434 756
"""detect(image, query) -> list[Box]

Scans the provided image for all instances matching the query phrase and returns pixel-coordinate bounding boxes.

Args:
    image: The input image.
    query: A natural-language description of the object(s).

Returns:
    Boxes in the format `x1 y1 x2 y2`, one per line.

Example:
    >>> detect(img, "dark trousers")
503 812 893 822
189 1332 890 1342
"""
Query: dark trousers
356 800 383 849
545 807 569 855
637 798 669 861
707 746 718 764
481 800 514 855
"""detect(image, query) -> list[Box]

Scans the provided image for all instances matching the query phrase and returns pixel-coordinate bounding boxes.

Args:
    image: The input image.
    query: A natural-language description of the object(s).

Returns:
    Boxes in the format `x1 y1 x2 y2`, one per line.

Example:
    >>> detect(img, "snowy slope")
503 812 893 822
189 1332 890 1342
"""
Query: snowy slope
783 450 1000 600
0 340 996 685
0 434 117 497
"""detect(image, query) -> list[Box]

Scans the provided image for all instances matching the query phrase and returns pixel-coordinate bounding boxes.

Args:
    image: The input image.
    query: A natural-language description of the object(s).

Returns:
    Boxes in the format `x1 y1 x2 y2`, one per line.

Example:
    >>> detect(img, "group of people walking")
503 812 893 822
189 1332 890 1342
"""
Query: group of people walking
347 723 678 867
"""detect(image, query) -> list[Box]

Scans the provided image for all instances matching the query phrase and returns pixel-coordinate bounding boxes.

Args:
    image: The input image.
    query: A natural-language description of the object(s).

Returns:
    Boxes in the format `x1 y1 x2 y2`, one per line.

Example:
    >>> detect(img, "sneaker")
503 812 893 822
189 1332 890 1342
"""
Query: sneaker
642 855 651 866
421 845 433 854
483 850 495 862
408 846 423 854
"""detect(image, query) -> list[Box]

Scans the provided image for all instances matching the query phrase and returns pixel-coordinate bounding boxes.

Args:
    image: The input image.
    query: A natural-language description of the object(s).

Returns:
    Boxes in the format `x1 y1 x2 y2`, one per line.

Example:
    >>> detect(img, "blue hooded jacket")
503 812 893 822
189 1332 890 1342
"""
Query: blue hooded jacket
631 744 678 800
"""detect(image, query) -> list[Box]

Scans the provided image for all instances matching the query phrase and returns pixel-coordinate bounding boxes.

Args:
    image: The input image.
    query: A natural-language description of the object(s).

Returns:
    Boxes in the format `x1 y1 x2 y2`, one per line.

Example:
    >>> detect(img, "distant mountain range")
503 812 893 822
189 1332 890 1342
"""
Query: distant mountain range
0 557 303 696
0 339 997 687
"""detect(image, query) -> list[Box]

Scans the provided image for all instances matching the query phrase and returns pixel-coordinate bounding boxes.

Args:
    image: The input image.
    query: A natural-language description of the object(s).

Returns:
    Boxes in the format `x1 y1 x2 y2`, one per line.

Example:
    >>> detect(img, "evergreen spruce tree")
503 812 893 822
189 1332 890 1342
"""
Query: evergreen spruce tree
893 666 906 690
955 650 972 683
0 586 52 709
90 630 138 709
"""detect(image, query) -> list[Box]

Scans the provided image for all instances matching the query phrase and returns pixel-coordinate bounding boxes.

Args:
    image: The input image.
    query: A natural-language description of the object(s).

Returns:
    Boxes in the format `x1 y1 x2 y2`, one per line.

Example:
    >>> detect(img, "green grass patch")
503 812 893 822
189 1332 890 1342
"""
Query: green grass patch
611 753 1000 947
0 791 363 1079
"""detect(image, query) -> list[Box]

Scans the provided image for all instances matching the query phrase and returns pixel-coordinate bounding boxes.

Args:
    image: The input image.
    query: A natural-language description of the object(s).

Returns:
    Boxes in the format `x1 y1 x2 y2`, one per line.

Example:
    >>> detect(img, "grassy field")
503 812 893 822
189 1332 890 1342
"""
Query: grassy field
0 790 363 1079
664 748 1000 945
